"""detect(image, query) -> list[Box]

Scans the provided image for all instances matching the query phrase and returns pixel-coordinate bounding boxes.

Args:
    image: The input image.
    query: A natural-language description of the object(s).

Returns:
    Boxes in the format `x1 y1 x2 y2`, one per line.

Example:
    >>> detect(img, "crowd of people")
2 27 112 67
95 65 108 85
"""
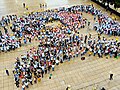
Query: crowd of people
13 24 120 89
0 4 119 89
11 5 120 90
0 15 22 52
94 14 120 36
0 5 119 52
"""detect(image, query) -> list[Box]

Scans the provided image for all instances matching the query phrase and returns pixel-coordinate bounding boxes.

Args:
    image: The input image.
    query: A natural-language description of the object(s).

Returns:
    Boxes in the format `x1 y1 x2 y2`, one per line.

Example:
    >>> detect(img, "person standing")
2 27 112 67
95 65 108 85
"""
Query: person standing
34 77 37 84
45 3 47 8
25 80 29 88
29 78 33 85
41 70 44 78
42 3 44 8
23 3 26 8
84 35 87 44
0 30 2 36
4 26 8 34
52 64 55 71
88 21 90 26
22 84 25 90
5 68 9 76
101 87 106 90
45 68 47 74
37 75 41 82
40 3 42 8
48 66 51 74
66 85 71 90
29 37 31 43
56 59 59 65
94 15 96 21
15 80 19 88
26 6 28 10
109 71 113 80
49 73 52 79
23 38 27 44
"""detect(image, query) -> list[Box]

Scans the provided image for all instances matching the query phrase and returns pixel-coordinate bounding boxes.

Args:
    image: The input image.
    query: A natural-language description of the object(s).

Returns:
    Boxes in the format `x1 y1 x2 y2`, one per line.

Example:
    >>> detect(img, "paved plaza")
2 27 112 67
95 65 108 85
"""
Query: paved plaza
0 0 120 90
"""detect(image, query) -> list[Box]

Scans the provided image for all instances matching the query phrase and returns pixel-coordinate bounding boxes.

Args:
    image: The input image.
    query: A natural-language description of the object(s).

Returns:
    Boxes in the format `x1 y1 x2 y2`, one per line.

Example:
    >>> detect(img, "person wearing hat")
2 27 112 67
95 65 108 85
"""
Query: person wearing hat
66 85 71 90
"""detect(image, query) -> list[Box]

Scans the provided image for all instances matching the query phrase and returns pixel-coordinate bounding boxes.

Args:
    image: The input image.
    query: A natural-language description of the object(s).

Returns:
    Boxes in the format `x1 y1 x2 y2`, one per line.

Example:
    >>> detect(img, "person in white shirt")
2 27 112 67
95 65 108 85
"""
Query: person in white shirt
52 64 55 71
56 59 59 65
24 81 29 88
22 84 25 90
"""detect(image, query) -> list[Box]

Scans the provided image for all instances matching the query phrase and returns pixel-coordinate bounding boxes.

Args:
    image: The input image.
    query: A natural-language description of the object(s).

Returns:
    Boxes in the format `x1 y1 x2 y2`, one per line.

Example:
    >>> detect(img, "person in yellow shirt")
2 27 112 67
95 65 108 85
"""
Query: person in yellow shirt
116 38 118 42
38 76 41 82
10 23 12 30
26 6 28 10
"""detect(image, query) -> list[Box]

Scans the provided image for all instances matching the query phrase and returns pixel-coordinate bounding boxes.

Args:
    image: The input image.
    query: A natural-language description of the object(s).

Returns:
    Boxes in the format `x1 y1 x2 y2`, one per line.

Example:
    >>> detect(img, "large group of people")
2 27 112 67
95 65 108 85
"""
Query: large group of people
0 15 22 52
94 14 120 36
0 4 119 89
0 4 120 52
13 24 119 89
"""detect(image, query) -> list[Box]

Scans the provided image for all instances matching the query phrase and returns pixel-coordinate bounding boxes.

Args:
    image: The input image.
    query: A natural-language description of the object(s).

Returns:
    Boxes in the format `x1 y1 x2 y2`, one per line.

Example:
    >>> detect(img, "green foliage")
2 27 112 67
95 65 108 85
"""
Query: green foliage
115 0 120 8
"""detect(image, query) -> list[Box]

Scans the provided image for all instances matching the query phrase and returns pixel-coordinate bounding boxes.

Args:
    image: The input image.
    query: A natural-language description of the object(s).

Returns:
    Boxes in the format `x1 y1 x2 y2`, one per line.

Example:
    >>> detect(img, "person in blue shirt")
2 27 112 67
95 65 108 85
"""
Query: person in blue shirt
23 38 27 44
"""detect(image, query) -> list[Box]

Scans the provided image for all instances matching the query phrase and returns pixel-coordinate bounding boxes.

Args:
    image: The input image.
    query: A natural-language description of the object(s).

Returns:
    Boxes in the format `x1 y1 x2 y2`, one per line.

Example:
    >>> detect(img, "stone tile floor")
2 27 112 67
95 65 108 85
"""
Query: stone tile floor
0 0 120 90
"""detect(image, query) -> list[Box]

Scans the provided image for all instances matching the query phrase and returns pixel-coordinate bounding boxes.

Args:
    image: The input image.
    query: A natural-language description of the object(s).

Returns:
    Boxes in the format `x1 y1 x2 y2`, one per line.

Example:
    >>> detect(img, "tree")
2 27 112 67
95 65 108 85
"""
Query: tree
114 0 120 8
